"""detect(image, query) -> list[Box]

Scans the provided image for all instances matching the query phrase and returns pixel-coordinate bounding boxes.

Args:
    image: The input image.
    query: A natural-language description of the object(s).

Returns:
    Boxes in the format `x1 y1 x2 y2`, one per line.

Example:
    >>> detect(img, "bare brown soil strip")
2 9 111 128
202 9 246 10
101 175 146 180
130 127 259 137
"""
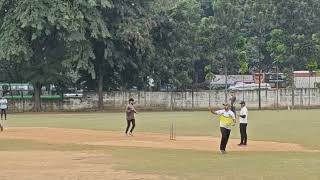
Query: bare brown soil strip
0 151 168 180
0 127 316 152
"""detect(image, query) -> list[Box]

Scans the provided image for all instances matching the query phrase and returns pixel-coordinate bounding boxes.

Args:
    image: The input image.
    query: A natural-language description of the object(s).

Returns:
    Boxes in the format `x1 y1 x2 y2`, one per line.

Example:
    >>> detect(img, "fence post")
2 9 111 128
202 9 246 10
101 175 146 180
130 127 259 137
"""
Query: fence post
192 89 194 110
265 89 268 109
291 87 295 109
170 91 173 111
300 89 303 108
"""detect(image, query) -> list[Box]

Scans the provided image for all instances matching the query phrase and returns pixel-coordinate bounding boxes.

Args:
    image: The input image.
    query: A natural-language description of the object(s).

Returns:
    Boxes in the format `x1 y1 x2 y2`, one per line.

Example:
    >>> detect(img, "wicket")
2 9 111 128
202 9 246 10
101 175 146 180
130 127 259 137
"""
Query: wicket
170 122 176 140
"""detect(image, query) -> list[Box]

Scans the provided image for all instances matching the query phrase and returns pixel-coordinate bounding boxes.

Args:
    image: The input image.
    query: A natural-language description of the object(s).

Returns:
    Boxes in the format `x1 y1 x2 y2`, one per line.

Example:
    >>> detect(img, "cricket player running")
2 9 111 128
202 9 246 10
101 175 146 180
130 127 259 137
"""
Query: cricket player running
125 98 137 136
209 103 236 154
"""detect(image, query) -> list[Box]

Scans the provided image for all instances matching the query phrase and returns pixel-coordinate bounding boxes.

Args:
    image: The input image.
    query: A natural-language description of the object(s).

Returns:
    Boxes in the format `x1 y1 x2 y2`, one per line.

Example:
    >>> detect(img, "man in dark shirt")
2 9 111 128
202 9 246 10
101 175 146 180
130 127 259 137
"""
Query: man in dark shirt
229 92 237 117
125 98 137 136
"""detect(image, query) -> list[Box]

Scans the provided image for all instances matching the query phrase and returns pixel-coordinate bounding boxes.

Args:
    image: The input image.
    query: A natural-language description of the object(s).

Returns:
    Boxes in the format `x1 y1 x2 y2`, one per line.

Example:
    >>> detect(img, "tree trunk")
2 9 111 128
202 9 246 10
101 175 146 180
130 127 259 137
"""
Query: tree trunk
97 66 104 110
33 82 42 112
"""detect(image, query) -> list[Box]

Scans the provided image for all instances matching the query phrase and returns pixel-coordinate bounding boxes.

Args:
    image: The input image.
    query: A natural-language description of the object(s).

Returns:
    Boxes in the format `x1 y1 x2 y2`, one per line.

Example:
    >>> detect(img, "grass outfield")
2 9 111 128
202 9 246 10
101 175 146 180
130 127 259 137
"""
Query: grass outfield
7 110 320 149
1 110 320 180
0 139 319 180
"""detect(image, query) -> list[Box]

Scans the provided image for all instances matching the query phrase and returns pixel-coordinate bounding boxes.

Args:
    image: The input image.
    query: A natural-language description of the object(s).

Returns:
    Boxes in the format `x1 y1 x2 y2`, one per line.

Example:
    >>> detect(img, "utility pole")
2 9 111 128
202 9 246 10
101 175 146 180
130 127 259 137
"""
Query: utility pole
276 64 279 109
224 56 228 103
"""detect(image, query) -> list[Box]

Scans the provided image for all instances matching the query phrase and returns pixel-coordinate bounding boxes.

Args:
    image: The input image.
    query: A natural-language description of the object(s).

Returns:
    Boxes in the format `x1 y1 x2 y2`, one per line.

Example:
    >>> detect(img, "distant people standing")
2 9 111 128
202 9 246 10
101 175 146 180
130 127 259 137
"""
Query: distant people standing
0 96 8 132
238 101 248 146
125 98 137 136
229 92 237 117
0 96 8 121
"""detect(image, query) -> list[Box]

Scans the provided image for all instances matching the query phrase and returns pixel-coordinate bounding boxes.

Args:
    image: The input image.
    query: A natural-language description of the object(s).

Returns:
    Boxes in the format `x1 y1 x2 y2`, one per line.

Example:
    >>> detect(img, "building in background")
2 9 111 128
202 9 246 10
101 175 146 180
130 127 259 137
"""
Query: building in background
264 73 287 88
210 75 254 90
294 71 320 89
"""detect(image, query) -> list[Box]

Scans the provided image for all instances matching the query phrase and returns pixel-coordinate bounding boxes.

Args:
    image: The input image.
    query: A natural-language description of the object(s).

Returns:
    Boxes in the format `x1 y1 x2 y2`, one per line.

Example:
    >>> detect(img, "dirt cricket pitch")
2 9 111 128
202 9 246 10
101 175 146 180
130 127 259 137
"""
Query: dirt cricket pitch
0 127 317 180
0 111 319 180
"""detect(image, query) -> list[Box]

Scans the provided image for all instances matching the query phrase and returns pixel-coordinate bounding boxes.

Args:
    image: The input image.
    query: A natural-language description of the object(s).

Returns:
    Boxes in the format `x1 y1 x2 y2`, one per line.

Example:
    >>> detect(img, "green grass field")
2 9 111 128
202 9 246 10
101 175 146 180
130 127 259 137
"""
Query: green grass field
1 110 320 180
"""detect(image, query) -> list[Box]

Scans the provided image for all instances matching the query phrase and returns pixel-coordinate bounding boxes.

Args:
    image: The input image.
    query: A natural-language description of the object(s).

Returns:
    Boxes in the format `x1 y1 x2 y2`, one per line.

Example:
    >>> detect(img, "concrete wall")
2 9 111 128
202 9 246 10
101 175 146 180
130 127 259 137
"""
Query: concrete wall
295 77 320 88
7 88 320 112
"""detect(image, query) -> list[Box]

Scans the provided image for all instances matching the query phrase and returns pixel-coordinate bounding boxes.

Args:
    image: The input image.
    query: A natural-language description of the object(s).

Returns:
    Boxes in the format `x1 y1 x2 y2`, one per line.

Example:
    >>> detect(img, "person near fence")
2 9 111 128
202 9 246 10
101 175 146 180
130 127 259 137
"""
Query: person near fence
209 103 236 154
0 96 8 121
0 96 7 132
238 101 248 146
229 92 237 117
125 98 138 136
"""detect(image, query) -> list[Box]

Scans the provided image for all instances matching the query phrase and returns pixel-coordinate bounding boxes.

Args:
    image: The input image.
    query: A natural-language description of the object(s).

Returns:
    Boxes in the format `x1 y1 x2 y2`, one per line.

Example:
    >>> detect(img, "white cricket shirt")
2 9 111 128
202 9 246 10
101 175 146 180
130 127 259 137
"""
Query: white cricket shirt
0 99 8 109
239 106 248 124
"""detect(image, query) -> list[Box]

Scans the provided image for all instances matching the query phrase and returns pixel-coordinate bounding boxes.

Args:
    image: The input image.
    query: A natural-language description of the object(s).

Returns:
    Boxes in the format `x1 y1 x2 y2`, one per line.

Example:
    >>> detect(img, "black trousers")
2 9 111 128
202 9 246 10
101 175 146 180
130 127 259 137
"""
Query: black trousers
220 127 231 151
125 119 136 133
0 109 6 120
231 106 236 117
240 123 248 145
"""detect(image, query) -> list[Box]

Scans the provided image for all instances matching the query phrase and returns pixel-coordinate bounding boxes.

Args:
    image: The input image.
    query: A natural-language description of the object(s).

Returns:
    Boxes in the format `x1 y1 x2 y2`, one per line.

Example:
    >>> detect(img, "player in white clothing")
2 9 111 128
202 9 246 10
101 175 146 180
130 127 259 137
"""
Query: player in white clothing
238 101 248 146
0 96 7 131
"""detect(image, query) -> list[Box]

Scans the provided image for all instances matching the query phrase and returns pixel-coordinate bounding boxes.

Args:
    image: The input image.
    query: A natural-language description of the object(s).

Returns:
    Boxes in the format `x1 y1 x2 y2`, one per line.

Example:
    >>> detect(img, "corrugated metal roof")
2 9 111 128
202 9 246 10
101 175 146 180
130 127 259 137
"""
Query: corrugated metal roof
211 75 254 85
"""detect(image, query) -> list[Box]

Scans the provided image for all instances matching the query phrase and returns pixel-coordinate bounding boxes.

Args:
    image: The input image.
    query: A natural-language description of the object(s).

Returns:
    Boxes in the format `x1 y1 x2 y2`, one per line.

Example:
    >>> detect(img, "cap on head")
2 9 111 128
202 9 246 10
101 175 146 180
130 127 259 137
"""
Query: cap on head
129 98 134 102
240 101 246 105
222 103 230 107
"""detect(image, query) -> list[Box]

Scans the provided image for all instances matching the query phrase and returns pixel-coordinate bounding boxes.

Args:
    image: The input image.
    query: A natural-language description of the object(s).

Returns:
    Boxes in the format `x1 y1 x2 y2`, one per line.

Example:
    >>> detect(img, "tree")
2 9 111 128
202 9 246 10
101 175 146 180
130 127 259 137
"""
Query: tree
67 0 112 110
239 50 248 101
204 64 215 106
204 65 215 82
205 0 244 102
110 1 155 91
0 0 88 111
151 0 202 91
0 60 24 83
54 1 153 109
245 0 273 109
267 29 289 108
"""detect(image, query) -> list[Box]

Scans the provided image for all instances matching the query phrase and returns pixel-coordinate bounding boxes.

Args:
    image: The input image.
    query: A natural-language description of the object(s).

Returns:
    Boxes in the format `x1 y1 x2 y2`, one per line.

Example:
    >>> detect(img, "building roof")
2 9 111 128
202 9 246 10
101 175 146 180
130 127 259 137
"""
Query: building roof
294 71 320 77
211 75 254 85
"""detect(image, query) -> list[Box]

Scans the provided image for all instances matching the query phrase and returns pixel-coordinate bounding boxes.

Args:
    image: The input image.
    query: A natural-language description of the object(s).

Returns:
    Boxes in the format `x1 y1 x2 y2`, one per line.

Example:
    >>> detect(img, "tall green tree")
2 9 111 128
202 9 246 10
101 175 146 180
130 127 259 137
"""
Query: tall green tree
239 50 248 100
269 0 320 76
67 0 112 110
267 29 289 75
0 0 88 111
200 0 244 102
244 0 274 109
152 0 202 91
109 1 155 91
58 1 154 109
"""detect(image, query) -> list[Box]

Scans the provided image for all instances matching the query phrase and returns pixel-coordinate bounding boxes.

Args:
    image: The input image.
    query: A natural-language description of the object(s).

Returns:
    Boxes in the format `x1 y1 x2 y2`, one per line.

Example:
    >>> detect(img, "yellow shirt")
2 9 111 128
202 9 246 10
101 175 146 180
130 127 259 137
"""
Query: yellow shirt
215 110 235 129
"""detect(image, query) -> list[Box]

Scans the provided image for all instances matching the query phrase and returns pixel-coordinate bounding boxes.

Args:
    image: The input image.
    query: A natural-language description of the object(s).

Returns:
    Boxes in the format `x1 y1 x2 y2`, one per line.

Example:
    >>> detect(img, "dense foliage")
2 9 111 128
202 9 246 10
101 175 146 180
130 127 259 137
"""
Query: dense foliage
1 0 320 110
